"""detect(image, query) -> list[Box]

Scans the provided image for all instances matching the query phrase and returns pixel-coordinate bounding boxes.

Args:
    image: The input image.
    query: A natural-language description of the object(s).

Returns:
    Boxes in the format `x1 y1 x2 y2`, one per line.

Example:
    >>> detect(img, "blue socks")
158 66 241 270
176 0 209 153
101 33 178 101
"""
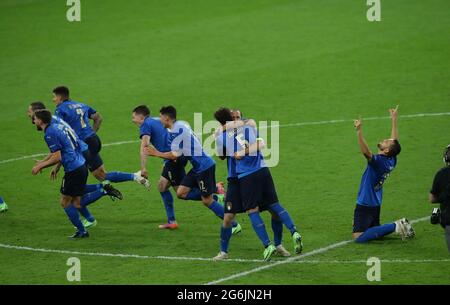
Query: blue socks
184 188 202 201
355 223 396 243
81 188 105 207
270 202 297 235
271 218 283 247
220 226 232 253
84 184 102 193
160 191 176 223
78 207 95 222
248 212 271 248
0 197 4 204
208 201 224 219
64 205 85 233
105 172 134 183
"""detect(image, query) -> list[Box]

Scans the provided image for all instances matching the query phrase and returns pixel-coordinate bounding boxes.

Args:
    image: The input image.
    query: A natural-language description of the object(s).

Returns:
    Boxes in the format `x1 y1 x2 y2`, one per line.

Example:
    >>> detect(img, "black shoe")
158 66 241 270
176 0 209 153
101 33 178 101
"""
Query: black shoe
103 184 123 201
69 231 90 239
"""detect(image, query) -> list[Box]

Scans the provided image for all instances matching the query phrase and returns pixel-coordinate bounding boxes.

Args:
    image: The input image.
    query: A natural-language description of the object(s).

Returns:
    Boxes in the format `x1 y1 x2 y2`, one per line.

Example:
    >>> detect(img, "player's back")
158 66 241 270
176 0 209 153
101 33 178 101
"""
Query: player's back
216 130 238 179
55 100 96 141
234 125 266 177
52 115 88 153
170 120 215 173
44 122 85 173
140 117 170 153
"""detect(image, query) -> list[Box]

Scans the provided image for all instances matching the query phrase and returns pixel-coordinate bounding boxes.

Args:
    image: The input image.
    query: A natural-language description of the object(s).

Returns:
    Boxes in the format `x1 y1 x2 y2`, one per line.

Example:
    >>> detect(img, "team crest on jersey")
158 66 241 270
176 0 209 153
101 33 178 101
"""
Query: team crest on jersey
226 202 232 211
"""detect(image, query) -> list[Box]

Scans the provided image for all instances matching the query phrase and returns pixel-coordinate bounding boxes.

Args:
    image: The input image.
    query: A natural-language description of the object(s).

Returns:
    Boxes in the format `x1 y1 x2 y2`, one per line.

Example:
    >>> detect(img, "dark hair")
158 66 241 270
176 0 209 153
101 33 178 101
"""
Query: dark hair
444 144 450 164
133 105 150 117
52 86 70 99
160 106 177 120
30 101 46 112
34 109 53 124
214 107 233 125
387 140 401 157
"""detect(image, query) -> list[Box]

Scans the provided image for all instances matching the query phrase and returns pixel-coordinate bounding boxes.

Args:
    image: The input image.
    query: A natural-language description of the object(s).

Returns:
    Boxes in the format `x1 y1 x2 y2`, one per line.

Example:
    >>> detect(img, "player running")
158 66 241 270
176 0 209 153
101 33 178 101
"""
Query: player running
51 86 149 189
145 106 241 233
31 109 95 238
28 102 123 229
131 105 191 230
352 105 415 242
213 108 302 261
0 197 8 213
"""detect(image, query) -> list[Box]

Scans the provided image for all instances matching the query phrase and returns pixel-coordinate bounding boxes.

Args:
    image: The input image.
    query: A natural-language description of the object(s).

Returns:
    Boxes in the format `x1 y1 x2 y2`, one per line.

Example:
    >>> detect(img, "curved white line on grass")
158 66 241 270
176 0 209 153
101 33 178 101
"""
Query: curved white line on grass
205 216 430 285
1 112 449 165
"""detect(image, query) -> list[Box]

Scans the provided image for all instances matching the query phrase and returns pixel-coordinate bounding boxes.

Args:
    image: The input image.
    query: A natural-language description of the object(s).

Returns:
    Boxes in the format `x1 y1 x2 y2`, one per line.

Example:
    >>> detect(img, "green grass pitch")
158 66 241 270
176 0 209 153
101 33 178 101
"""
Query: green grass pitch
0 0 449 284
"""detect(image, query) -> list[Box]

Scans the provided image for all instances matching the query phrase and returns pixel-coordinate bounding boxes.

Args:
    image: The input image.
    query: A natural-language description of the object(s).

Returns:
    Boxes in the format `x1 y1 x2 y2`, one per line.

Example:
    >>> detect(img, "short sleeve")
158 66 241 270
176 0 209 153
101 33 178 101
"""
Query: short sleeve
87 106 97 117
45 132 62 153
55 108 66 122
139 121 152 139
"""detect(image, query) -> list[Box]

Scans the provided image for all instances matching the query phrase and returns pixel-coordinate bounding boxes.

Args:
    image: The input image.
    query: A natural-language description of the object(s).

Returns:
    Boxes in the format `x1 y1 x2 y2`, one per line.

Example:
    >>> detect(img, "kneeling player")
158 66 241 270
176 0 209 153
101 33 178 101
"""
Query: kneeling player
352 106 414 242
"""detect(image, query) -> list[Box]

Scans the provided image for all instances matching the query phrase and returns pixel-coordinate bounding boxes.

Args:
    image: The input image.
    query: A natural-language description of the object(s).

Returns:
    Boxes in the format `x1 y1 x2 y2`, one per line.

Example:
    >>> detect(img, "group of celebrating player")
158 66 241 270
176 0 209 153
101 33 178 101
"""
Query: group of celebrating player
22 86 303 261
0 86 417 261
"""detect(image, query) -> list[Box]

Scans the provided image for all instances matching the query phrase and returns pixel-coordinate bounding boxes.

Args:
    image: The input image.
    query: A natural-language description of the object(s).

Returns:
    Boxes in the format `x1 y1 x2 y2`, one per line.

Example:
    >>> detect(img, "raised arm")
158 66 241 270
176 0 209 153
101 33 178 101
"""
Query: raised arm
354 118 373 161
389 105 399 140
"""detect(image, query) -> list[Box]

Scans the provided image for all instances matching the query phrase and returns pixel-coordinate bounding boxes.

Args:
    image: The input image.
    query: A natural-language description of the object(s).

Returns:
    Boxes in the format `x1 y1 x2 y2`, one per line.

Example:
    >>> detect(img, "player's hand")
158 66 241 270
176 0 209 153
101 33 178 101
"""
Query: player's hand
50 168 59 181
140 169 148 179
31 165 42 176
234 151 245 160
389 105 399 119
354 117 362 131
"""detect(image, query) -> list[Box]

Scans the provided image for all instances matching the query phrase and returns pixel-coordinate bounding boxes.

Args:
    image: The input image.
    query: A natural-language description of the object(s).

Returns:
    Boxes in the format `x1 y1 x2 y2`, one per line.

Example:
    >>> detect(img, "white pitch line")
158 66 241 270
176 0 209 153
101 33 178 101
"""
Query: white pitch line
0 243 265 263
205 216 431 285
1 242 447 265
1 111 449 165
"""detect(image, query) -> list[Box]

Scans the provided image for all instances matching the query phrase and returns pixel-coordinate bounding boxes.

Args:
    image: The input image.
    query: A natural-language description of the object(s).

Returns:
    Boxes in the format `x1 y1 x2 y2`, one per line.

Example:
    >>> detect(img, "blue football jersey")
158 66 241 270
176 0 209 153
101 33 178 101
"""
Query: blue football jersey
169 121 215 173
55 100 96 141
215 130 238 179
52 115 88 153
357 154 397 207
139 117 171 153
44 122 86 173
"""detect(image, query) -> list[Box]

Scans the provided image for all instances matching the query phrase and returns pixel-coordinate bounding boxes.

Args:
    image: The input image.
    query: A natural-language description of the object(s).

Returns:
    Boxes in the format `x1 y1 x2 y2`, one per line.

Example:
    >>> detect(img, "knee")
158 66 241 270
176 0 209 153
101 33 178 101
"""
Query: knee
94 168 106 181
157 180 169 193
176 189 186 199
246 207 259 215
223 214 235 227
